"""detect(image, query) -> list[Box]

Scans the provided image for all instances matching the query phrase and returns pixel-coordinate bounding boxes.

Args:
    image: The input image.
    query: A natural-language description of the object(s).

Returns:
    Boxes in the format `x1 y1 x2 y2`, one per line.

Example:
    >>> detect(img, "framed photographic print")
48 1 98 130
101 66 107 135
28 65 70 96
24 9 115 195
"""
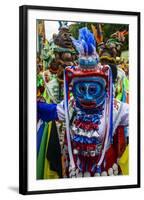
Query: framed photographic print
19 5 140 195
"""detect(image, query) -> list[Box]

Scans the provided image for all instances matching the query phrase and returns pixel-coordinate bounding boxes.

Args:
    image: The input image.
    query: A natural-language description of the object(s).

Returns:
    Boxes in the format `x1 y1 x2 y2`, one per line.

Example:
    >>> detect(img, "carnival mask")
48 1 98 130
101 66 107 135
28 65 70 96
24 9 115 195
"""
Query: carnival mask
73 77 107 109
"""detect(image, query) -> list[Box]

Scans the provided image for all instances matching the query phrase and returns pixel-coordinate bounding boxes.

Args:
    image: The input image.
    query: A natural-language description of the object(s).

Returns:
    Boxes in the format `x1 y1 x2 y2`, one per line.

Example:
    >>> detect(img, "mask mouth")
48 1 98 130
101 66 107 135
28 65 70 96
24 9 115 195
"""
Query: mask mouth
79 100 96 109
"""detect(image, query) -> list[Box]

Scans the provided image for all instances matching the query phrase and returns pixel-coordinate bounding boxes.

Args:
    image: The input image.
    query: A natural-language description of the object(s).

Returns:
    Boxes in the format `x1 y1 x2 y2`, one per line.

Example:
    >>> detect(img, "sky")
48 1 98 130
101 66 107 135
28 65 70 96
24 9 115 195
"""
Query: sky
44 21 59 41
44 21 75 41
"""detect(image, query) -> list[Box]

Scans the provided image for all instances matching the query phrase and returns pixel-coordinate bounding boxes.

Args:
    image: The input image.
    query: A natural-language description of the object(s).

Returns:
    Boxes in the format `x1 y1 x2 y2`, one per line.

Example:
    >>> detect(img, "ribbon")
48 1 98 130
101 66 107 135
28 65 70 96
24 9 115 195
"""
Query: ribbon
64 68 75 170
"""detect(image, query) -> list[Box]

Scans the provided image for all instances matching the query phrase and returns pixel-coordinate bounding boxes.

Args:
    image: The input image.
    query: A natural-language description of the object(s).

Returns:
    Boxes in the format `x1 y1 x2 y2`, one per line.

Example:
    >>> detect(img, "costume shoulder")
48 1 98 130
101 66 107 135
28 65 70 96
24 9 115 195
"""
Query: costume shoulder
113 99 129 134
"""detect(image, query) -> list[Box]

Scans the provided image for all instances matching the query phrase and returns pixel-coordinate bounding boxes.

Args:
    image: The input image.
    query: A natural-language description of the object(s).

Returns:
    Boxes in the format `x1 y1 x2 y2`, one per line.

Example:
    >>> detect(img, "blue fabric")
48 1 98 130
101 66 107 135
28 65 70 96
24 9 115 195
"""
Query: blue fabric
124 127 129 138
37 102 58 122
79 57 98 67
37 122 45 155
73 134 101 144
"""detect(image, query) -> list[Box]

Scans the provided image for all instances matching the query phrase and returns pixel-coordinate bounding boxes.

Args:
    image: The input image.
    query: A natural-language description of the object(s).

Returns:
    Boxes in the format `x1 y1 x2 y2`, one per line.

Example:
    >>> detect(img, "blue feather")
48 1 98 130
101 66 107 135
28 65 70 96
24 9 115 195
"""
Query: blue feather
71 38 84 54
72 27 96 55
81 39 88 54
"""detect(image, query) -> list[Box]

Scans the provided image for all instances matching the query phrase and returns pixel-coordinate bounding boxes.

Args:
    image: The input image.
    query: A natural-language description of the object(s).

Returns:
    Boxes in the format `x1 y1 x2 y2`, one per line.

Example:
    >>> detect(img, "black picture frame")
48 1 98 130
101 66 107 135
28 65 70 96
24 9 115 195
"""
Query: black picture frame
19 5 141 195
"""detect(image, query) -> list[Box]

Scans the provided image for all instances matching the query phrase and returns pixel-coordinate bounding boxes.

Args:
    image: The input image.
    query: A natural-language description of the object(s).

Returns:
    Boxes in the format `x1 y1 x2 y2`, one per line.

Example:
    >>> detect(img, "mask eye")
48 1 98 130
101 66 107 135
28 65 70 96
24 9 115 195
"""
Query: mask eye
88 83 101 96
78 84 86 94
88 85 97 94
74 83 86 96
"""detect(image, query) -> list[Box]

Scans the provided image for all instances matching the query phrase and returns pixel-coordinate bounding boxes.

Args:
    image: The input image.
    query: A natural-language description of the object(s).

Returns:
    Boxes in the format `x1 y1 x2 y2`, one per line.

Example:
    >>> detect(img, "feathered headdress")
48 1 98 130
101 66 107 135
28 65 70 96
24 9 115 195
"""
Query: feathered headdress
71 27 99 68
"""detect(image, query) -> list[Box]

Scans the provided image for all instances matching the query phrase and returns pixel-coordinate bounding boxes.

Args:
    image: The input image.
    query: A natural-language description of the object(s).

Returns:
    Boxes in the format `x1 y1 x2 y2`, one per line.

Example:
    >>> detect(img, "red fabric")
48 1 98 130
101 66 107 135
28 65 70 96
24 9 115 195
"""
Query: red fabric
102 145 117 171
72 142 97 151
65 66 108 85
101 126 126 171
113 126 126 158
74 120 98 131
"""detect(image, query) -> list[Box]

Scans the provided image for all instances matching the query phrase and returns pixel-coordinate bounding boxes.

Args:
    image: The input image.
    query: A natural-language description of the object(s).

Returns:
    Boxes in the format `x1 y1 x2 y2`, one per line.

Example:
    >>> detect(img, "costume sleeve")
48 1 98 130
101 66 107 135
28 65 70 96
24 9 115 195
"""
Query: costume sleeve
119 102 129 127
37 102 58 122
56 100 65 121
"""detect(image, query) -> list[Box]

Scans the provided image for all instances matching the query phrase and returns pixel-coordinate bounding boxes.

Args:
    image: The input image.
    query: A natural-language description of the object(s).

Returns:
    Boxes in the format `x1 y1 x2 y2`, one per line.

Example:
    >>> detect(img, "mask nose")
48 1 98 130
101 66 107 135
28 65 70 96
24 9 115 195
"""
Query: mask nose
84 90 93 101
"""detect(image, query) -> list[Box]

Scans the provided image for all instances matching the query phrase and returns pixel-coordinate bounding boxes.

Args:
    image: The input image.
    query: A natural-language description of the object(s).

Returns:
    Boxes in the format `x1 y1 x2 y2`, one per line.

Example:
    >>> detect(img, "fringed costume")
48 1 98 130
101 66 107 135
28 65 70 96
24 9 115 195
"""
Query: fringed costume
62 27 129 177
37 27 129 178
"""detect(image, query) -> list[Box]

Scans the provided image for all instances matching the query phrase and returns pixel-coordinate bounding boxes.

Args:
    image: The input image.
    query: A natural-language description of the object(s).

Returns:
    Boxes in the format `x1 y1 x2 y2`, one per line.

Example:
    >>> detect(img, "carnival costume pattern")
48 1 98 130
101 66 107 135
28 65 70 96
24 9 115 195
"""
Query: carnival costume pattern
37 23 129 179
63 27 129 177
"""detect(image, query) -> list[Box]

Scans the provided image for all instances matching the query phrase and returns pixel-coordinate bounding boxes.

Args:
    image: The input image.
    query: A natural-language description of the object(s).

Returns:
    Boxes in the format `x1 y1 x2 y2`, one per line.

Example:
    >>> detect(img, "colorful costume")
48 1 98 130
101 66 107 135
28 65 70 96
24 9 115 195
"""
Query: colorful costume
37 27 129 178
63 27 129 177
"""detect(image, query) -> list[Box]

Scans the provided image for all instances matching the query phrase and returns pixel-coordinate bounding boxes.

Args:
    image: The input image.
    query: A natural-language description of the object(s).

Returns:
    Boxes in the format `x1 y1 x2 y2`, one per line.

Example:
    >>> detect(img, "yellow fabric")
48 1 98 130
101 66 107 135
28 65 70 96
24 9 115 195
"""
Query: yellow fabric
37 89 41 97
38 86 59 179
91 24 103 44
118 145 129 175
43 89 50 103
43 121 59 179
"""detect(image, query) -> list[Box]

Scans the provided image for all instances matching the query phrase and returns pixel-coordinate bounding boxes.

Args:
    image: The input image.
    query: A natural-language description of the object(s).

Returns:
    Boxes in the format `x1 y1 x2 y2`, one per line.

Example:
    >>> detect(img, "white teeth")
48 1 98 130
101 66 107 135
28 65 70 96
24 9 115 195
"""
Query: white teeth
101 171 107 176
112 163 119 175
85 130 100 138
108 168 114 176
114 170 119 175
73 149 79 155
79 129 83 136
84 172 91 177
72 126 77 132
72 126 101 138
112 163 118 171
94 173 100 176
90 151 96 157
87 131 92 138
92 131 100 138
